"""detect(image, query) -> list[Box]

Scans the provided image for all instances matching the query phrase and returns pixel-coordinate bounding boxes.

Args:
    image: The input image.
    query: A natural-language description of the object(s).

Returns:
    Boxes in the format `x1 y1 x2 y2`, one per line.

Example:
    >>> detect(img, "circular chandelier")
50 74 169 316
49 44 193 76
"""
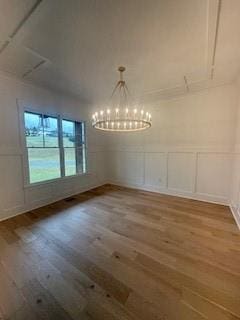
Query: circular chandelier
92 66 152 132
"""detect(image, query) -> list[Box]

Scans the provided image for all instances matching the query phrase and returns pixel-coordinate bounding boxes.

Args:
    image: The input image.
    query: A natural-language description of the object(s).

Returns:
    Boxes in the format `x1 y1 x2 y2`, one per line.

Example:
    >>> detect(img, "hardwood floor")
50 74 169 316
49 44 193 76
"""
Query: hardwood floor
0 184 240 320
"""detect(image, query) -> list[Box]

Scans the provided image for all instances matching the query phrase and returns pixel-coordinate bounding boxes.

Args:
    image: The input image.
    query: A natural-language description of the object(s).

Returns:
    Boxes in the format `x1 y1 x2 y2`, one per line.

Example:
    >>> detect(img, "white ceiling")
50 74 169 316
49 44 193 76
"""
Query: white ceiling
0 0 240 104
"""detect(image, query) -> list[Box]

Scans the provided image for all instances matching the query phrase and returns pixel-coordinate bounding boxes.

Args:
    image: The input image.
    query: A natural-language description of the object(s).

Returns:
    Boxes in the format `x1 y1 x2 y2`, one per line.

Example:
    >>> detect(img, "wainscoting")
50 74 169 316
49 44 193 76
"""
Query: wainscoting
0 148 107 221
230 148 240 229
0 146 236 223
107 148 233 205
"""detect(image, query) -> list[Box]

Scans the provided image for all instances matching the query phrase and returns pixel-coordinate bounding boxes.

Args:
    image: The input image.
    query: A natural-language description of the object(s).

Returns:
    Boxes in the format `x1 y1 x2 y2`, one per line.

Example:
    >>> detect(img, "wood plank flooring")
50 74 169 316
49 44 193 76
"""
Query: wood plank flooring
0 184 240 320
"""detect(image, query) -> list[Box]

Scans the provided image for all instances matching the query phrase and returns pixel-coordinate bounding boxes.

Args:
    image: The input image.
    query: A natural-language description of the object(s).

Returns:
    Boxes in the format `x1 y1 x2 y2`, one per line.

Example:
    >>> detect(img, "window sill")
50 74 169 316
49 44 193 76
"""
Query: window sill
24 172 91 189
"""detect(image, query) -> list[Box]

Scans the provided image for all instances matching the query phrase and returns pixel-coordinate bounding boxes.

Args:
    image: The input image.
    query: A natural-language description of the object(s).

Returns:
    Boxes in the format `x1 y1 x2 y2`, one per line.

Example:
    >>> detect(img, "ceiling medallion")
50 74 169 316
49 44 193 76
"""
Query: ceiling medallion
92 66 152 132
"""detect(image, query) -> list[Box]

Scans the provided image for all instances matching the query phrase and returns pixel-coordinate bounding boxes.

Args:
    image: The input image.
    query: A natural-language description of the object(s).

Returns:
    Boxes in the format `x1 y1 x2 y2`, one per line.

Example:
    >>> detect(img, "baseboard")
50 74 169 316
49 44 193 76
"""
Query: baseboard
107 180 228 206
0 182 107 223
230 204 240 230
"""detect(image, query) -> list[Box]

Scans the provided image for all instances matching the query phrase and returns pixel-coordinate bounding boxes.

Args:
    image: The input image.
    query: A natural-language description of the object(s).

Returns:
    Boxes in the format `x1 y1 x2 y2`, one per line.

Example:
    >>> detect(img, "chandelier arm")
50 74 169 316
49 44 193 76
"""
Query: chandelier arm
124 83 133 99
126 89 129 106
110 81 121 100
119 83 122 107
117 82 125 107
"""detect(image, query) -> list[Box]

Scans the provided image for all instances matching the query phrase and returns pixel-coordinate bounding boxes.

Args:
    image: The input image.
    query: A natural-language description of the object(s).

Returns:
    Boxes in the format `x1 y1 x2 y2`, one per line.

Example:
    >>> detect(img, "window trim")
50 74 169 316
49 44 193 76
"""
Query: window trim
22 108 88 188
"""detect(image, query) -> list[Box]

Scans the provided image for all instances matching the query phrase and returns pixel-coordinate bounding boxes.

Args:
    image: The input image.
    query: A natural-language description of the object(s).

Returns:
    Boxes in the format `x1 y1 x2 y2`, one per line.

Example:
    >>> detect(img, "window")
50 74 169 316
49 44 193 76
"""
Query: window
24 111 86 184
62 119 86 176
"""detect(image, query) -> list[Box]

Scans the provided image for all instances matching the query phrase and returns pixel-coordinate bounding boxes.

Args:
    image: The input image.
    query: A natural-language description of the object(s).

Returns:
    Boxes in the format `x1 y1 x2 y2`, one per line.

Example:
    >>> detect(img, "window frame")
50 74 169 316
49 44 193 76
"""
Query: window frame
22 108 87 187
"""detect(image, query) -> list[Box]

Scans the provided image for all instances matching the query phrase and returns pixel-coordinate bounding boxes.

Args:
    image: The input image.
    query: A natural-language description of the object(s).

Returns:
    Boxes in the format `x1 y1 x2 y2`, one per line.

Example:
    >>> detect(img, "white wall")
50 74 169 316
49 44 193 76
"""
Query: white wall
106 84 238 205
230 77 240 227
0 73 107 221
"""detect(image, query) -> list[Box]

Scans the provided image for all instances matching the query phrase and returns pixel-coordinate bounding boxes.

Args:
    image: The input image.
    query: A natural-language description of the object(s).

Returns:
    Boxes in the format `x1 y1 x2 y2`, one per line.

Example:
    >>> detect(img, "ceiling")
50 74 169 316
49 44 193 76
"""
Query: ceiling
0 0 240 104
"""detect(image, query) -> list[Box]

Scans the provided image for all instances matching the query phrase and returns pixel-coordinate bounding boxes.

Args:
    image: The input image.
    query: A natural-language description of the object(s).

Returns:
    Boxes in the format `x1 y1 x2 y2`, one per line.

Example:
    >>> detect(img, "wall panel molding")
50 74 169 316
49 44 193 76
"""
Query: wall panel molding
107 148 233 205
167 152 196 192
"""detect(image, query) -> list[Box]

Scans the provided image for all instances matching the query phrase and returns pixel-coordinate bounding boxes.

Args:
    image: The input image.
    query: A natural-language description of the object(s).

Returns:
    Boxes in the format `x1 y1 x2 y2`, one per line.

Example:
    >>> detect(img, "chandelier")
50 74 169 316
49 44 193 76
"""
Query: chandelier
92 66 152 132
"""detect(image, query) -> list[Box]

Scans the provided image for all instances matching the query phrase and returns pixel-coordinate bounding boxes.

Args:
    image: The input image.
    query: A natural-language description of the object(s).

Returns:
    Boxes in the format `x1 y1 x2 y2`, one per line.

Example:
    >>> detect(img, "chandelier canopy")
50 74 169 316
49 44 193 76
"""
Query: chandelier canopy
92 66 152 132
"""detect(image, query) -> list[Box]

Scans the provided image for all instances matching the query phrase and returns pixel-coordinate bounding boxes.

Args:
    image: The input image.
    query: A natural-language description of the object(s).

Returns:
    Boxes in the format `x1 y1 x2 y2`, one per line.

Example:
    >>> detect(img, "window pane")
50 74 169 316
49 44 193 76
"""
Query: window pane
64 148 76 176
81 122 85 144
76 147 86 173
75 122 84 145
62 120 75 147
44 116 59 147
28 148 61 183
24 112 43 147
